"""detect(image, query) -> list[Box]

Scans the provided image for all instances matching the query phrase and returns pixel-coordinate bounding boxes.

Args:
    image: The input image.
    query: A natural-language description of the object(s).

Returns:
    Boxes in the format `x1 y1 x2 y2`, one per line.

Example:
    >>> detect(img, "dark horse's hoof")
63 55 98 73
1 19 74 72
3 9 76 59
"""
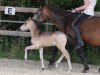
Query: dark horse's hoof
98 68 100 73
48 64 55 69
49 62 54 65
82 68 89 73
82 70 87 73
49 59 55 66
48 58 55 68
41 68 44 71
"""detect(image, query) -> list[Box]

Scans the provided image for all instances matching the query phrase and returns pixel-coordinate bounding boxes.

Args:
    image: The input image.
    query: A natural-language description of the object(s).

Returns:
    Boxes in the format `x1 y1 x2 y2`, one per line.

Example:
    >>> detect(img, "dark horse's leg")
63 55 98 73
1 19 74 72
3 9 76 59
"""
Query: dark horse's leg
49 46 58 65
76 47 89 73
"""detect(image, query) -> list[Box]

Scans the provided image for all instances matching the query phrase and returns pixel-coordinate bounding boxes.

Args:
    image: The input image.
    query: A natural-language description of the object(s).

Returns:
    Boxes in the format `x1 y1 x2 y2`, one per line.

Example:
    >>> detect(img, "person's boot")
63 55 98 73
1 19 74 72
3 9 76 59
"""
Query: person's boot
74 26 84 49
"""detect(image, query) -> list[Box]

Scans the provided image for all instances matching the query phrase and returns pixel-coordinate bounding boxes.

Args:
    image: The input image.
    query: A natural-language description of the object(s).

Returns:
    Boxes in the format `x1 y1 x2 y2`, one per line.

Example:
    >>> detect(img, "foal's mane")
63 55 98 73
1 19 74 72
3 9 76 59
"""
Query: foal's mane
32 19 41 30
31 18 42 35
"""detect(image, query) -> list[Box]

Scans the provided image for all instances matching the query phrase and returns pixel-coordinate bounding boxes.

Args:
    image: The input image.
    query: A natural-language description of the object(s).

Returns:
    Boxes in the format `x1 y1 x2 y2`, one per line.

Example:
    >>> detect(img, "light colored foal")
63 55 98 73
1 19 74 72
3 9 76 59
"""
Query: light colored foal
20 17 72 72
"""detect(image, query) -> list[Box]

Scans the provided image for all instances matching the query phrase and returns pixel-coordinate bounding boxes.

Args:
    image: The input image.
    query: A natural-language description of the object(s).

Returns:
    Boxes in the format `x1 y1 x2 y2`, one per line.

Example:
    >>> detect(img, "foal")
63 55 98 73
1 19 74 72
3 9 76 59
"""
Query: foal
20 17 72 72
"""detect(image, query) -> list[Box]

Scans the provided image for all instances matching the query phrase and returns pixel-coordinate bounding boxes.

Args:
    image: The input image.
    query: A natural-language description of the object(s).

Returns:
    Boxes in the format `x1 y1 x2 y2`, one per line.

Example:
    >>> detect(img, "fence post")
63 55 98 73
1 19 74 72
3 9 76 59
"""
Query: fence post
0 0 1 26
45 0 49 32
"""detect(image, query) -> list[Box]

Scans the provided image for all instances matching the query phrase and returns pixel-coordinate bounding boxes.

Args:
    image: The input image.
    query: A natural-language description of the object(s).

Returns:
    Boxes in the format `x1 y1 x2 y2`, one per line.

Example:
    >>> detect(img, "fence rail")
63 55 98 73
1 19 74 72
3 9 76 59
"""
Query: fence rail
0 30 31 37
0 6 38 13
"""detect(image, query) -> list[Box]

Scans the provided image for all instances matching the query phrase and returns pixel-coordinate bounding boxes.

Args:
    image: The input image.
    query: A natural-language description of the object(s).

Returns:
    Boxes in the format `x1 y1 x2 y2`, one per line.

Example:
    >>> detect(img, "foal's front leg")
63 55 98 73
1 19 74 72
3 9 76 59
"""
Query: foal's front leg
24 45 35 61
39 47 44 70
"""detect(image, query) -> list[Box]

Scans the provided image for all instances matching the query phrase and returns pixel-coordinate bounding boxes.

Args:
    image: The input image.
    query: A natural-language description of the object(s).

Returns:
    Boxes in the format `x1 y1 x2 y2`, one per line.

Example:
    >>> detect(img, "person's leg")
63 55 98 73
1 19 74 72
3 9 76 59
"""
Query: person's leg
72 13 90 49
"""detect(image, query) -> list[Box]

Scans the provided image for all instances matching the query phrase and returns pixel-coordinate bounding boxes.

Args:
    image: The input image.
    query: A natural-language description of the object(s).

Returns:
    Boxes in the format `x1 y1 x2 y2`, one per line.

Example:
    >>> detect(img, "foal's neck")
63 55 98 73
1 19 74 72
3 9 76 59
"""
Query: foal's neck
30 25 41 38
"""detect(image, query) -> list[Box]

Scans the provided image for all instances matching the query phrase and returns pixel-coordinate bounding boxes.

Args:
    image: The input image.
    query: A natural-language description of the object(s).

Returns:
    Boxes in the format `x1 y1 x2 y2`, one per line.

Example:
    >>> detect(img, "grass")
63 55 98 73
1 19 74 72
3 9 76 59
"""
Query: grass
0 36 54 61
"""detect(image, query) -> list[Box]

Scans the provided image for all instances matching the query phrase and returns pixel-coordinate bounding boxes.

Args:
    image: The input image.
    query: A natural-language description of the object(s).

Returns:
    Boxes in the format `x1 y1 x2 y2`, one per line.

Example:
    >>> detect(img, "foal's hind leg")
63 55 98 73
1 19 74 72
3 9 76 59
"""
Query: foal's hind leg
56 45 72 72
61 49 72 72
55 54 64 68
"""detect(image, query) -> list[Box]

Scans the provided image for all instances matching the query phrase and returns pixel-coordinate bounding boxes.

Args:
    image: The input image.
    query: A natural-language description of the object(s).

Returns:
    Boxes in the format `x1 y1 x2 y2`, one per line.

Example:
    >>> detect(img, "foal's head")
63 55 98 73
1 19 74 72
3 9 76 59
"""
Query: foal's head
20 17 39 31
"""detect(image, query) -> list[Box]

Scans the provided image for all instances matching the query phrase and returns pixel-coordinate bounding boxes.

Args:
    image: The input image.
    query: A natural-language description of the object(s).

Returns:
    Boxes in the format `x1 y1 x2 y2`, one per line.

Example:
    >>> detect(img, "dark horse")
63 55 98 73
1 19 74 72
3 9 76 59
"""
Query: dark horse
35 5 100 73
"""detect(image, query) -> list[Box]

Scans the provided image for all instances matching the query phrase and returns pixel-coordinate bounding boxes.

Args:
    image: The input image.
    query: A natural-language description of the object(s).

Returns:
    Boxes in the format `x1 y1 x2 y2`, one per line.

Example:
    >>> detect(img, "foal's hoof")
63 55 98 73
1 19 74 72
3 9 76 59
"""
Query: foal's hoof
98 68 100 73
24 59 28 62
55 64 58 68
39 68 44 72
82 70 87 73
55 63 59 68
41 68 44 71
67 70 70 73
48 64 54 69
49 62 54 66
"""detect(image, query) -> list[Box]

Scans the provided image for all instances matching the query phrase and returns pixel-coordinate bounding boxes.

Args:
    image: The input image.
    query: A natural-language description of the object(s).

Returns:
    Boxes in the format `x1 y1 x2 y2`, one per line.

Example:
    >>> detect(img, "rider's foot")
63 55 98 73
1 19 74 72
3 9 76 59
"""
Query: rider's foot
75 41 84 49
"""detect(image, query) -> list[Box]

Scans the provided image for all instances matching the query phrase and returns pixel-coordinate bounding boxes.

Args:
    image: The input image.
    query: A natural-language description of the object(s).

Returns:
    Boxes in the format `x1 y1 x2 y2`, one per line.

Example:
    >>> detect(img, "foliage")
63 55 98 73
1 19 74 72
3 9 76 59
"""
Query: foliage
50 0 83 10
95 0 100 11
50 0 100 11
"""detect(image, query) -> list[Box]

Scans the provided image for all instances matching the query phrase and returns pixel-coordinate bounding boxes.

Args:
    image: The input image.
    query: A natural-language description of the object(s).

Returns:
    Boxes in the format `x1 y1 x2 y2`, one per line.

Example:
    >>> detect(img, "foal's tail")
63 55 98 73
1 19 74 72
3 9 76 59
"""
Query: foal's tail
65 33 76 47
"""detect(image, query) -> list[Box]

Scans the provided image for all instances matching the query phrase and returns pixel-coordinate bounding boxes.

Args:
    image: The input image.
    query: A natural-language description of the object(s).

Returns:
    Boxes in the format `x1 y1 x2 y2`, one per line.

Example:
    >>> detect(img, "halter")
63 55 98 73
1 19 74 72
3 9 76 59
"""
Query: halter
31 17 42 30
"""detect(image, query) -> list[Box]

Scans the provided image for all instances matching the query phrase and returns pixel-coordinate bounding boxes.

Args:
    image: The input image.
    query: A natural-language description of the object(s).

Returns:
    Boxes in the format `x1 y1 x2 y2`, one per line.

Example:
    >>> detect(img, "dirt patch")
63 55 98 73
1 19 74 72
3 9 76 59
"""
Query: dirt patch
0 59 99 75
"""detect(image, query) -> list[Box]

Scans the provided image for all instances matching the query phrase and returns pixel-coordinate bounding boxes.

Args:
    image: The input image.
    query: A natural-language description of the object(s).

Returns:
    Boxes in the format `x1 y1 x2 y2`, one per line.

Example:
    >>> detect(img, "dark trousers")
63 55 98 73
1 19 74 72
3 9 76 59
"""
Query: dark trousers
72 13 90 49
72 13 90 27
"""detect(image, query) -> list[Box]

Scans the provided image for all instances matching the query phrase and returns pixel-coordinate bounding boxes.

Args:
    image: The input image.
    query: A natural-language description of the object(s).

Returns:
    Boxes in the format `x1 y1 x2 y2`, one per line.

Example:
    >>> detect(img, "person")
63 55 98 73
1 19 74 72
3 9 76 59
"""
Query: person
71 0 97 49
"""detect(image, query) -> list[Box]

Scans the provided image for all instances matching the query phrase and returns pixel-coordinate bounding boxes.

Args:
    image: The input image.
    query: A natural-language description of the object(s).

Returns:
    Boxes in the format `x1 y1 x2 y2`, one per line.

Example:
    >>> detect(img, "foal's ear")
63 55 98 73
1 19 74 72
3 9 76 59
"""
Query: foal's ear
29 17 32 20
39 5 43 11
28 17 34 21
